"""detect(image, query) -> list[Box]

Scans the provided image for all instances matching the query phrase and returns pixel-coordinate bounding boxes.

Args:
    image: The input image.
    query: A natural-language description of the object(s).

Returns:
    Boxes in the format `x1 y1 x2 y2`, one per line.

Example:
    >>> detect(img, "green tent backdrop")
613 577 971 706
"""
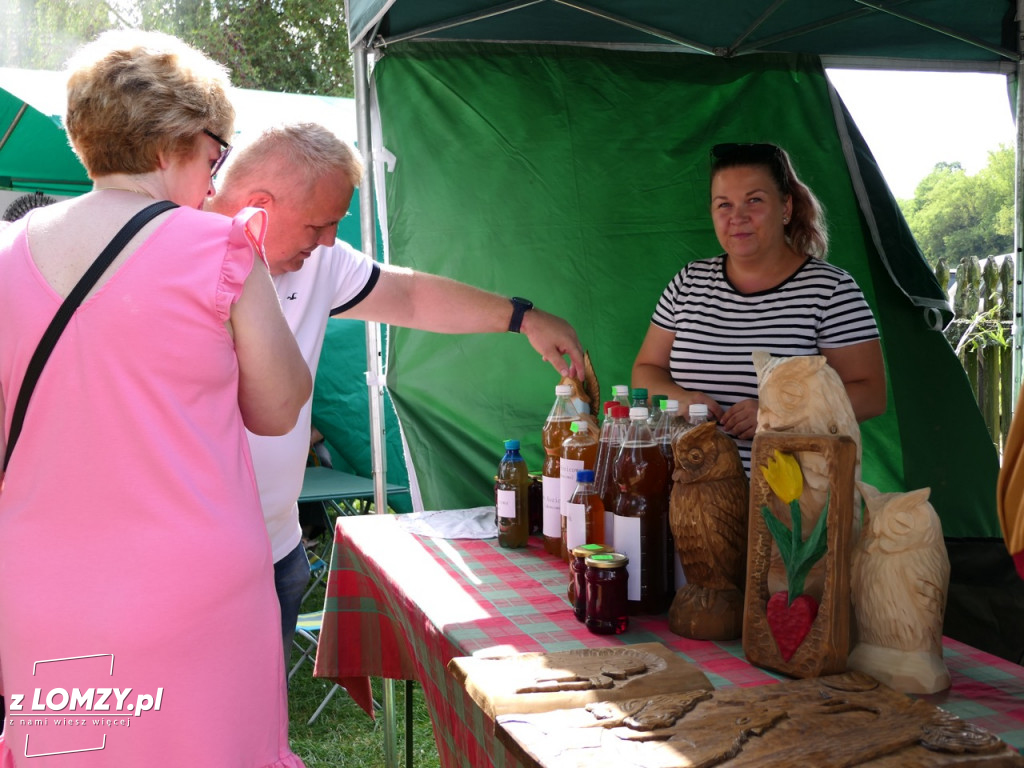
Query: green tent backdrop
366 41 1023 660
377 43 991 532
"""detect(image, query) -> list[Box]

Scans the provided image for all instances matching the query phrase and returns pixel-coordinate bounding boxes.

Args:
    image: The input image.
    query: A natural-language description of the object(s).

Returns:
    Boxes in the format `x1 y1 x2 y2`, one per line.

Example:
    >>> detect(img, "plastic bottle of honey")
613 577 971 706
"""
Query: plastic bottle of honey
648 394 667 431
559 420 598 561
655 398 679 472
612 385 630 410
565 468 606 555
612 406 671 614
542 385 579 557
495 439 530 549
594 404 629 545
630 387 649 409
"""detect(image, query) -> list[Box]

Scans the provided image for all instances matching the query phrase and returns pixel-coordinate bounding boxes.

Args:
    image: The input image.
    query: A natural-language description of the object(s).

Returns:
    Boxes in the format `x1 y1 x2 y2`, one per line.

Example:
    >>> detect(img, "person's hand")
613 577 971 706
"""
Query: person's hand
720 398 759 440
680 392 725 423
520 308 585 379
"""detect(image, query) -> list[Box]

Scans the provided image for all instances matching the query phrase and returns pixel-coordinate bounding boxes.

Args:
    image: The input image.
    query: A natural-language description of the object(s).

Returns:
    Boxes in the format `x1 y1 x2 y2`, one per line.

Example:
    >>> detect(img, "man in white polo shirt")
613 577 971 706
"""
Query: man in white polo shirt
210 123 584 662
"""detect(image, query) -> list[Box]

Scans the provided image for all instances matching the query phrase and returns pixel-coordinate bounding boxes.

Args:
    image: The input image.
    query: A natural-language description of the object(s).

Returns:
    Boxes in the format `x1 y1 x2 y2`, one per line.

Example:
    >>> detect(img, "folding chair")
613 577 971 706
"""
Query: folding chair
289 610 347 725
290 611 413 761
302 550 329 605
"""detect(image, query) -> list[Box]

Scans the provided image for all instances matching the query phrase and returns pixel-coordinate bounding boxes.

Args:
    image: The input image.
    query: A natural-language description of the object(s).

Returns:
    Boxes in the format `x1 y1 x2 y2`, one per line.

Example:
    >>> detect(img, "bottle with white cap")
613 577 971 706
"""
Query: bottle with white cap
688 403 709 426
612 406 671 614
542 385 580 556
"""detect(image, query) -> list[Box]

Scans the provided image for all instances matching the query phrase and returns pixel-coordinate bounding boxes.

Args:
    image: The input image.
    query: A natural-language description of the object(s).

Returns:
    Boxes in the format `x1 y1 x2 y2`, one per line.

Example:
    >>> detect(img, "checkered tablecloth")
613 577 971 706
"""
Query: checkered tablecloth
313 514 1024 768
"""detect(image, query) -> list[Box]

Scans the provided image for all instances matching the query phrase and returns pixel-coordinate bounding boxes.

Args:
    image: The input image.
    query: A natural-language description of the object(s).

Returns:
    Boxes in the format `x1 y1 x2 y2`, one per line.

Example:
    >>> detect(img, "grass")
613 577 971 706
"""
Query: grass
285 550 442 768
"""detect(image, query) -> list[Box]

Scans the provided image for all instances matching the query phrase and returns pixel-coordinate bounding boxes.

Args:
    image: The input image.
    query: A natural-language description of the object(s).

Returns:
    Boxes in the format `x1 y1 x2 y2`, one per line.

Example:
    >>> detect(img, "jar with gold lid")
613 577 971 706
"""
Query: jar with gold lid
585 552 629 635
569 543 609 621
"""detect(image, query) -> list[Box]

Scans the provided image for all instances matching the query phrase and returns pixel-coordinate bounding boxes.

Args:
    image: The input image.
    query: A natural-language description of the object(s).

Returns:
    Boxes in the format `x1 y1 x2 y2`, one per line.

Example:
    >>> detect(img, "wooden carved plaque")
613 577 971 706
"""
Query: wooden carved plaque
496 671 1024 768
743 432 857 678
447 643 712 726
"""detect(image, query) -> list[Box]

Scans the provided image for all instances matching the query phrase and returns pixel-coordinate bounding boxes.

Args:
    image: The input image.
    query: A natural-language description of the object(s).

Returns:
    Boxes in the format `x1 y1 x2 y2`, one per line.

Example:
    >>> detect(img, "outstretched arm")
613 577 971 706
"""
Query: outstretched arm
336 264 585 378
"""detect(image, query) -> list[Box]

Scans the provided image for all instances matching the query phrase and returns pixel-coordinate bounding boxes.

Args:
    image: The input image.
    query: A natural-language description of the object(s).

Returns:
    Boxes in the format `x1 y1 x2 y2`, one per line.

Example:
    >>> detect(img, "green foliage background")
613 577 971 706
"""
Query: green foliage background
898 145 1014 269
0 0 354 96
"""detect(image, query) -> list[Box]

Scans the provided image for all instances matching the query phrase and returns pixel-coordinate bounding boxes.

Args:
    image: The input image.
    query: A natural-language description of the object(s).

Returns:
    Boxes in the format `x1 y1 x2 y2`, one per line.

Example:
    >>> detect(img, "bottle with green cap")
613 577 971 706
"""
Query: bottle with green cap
648 394 667 431
612 385 631 410
560 420 598 561
496 439 530 548
630 387 649 409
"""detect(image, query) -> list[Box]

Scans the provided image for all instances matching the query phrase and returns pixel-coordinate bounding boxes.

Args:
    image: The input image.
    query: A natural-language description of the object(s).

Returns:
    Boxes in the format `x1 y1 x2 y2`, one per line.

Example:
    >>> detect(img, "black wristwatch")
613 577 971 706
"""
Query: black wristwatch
508 296 534 333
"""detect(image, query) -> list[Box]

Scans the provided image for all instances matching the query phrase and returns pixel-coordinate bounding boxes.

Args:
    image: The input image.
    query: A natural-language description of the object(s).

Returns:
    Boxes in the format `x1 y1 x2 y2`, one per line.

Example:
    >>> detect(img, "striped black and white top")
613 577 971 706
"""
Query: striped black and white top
651 254 879 469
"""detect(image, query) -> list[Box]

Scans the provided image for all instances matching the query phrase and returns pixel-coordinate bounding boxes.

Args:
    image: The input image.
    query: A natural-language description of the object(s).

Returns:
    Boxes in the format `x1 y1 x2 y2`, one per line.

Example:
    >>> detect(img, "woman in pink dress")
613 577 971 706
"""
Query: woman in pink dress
0 31 311 767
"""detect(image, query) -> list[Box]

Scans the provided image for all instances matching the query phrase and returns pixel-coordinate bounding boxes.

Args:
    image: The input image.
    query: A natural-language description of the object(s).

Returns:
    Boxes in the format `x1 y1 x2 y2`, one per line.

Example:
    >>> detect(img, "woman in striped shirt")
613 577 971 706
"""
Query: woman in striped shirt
631 143 886 472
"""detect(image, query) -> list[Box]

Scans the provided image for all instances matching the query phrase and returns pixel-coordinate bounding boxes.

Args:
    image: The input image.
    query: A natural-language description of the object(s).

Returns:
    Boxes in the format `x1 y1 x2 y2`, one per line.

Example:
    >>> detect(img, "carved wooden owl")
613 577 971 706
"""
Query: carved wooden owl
754 351 861 600
668 421 749 639
557 350 600 431
851 482 949 654
848 482 951 693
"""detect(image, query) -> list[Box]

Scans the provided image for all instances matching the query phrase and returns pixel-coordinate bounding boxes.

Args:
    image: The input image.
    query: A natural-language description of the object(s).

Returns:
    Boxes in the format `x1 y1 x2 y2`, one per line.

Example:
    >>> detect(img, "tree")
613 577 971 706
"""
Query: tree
0 0 354 96
899 146 1013 268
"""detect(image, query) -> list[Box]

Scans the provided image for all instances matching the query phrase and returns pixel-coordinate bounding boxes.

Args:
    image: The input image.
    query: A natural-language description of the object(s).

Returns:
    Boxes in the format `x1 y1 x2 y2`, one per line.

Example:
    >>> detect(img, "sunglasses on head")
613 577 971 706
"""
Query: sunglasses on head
710 143 782 164
203 128 232 179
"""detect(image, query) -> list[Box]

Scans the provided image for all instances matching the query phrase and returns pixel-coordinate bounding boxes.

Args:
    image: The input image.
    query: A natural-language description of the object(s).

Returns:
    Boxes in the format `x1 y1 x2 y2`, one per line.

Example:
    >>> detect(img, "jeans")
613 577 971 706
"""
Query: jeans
275 542 311 676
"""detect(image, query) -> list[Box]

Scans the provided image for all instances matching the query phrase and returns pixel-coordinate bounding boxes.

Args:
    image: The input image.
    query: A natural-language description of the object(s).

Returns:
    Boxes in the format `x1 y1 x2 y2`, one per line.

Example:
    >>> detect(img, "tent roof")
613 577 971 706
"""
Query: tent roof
349 0 1018 71
0 67 356 197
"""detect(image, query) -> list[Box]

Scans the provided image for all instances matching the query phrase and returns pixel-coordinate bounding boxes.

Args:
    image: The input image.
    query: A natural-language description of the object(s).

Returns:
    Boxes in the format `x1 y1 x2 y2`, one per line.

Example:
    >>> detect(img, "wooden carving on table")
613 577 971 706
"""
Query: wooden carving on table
743 433 856 677
667 420 749 640
496 671 1024 767
558 350 600 430
753 351 861 601
446 643 713 723
848 482 951 694
512 647 659 693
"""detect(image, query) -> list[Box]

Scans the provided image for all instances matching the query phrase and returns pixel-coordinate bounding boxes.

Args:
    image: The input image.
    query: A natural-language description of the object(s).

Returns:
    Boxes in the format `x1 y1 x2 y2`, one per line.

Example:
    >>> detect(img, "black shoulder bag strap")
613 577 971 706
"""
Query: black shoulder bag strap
3 200 179 472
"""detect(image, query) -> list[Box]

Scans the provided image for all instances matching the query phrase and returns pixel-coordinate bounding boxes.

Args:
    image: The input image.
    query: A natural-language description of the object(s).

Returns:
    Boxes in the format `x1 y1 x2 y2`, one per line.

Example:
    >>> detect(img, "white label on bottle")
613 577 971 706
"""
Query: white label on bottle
604 509 615 550
542 475 561 538
565 501 586 552
614 515 642 602
559 459 584 518
496 488 516 524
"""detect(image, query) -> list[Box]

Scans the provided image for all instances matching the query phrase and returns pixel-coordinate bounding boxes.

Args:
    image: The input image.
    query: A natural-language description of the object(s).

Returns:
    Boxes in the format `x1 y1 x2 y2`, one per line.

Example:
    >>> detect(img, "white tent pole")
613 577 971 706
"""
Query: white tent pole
1014 1 1024 404
353 41 399 768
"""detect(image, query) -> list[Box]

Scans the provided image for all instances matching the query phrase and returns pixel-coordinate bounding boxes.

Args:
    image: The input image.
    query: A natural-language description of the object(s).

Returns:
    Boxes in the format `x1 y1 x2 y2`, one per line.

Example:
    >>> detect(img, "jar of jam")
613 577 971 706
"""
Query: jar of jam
528 475 543 535
569 543 609 621
585 552 629 635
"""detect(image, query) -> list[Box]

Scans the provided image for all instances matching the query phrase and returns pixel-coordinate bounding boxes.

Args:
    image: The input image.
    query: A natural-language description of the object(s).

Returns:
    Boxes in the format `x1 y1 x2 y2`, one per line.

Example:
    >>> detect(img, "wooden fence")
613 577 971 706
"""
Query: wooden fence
934 255 1014 454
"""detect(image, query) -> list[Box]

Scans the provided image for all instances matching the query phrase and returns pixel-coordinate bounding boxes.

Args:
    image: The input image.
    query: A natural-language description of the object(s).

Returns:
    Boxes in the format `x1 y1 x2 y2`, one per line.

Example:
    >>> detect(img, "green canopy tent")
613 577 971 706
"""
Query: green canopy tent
343 1 1024 663
0 68 91 196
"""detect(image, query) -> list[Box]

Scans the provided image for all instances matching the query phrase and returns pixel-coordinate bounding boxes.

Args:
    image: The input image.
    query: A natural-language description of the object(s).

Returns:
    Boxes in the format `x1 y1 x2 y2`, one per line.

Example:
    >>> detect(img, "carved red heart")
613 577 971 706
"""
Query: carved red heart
766 591 819 661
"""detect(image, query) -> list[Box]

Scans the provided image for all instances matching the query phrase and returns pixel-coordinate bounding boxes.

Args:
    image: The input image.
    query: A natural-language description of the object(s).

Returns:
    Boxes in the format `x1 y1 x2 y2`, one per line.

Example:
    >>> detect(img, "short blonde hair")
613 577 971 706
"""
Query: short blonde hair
218 122 363 204
64 29 234 176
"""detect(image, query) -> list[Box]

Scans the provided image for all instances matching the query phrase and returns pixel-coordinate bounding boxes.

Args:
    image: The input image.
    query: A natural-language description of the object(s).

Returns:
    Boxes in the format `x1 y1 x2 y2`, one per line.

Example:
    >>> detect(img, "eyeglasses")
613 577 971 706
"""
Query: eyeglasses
710 143 782 164
203 128 232 179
